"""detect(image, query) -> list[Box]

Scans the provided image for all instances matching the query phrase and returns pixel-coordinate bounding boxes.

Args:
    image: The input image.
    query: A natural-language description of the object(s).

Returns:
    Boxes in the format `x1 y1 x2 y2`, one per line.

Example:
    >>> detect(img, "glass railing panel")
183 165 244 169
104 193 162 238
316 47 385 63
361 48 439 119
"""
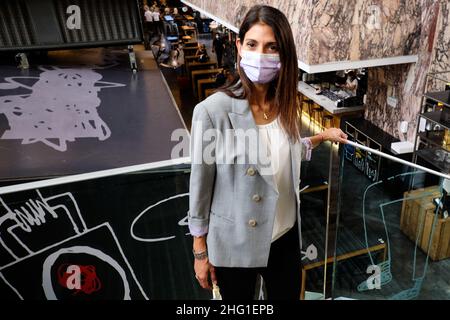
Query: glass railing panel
331 141 450 300
298 114 335 300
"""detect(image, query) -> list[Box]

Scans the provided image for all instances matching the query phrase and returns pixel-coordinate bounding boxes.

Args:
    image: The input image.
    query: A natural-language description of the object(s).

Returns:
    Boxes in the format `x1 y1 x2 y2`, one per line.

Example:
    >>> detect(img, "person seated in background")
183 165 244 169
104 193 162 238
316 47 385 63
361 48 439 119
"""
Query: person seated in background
336 70 358 96
335 69 347 86
215 68 232 87
195 44 209 62
153 34 171 62
160 44 181 69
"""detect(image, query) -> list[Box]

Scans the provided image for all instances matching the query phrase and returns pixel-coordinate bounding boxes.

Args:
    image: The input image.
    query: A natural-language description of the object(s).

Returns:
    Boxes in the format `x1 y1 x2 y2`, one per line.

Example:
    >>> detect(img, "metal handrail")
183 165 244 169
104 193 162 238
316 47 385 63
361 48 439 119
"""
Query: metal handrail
346 140 450 180
0 157 191 196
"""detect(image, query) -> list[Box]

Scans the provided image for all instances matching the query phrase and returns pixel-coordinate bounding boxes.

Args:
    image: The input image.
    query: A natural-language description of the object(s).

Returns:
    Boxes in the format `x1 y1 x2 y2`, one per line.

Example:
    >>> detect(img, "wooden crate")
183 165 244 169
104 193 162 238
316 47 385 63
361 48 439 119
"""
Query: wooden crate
400 186 450 261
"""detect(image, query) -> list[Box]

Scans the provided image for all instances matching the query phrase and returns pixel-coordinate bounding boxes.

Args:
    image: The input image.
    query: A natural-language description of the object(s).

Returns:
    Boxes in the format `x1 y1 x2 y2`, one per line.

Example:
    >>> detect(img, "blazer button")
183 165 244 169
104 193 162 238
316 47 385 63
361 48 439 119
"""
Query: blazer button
252 194 261 202
247 167 256 176
248 219 257 227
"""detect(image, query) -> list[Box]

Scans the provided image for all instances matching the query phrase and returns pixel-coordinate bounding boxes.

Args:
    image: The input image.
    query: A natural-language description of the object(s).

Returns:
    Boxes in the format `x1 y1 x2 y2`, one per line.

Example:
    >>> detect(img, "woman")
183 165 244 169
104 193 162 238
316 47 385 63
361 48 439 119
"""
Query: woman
212 33 225 67
188 5 347 300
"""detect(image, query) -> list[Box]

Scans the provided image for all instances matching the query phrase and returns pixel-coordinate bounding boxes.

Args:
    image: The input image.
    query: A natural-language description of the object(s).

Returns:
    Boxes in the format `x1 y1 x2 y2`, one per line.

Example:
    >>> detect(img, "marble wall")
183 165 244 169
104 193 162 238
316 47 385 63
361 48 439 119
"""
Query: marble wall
429 0 450 74
186 0 421 65
187 0 450 141
364 64 409 139
364 0 450 142
306 0 421 64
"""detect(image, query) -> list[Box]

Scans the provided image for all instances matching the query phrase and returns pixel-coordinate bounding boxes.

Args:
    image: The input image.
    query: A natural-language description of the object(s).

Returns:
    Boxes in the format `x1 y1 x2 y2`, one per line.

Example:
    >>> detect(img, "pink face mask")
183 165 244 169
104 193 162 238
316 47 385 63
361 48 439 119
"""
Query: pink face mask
239 50 281 84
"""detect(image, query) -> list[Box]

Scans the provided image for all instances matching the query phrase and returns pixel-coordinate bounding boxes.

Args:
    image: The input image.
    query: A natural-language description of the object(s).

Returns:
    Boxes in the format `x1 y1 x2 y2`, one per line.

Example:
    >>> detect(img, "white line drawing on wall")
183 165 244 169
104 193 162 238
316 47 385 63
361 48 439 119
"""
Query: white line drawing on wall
0 187 149 300
130 193 190 243
0 272 24 299
357 171 440 300
0 223 149 300
42 245 131 300
0 66 125 152
0 190 87 263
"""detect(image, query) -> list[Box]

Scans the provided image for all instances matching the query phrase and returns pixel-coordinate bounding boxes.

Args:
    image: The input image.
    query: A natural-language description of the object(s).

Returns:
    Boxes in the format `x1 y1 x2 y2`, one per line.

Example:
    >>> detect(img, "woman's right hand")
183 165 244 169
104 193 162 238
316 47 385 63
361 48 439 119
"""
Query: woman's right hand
193 235 216 289
194 257 216 290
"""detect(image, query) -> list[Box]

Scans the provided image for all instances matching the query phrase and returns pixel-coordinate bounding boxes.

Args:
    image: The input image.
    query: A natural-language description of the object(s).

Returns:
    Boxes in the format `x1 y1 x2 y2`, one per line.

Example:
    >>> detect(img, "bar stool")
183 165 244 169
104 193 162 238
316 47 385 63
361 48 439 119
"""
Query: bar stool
322 114 335 129
302 99 314 122
306 100 314 115
311 106 324 126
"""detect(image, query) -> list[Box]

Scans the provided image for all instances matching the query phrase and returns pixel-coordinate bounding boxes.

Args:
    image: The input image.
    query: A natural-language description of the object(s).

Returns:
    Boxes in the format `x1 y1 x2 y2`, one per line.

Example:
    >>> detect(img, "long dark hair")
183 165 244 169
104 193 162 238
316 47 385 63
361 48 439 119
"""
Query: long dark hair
218 5 300 141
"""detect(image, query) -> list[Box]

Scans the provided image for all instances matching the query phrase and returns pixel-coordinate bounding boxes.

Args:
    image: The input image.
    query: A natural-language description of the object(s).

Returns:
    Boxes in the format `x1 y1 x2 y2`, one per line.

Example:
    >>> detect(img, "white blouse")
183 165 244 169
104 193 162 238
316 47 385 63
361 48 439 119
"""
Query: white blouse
257 117 296 242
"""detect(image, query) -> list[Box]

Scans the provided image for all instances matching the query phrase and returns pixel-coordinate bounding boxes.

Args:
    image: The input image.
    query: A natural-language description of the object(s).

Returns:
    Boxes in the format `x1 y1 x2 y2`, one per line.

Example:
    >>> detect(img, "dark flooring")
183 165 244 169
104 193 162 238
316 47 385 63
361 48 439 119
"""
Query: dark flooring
158 34 217 130
0 45 188 182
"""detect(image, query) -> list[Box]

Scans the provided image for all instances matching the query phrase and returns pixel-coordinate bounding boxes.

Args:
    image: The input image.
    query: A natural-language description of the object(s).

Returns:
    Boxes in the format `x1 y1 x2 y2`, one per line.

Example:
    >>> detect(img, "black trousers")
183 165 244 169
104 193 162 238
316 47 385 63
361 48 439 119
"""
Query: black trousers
214 224 302 300
215 50 223 67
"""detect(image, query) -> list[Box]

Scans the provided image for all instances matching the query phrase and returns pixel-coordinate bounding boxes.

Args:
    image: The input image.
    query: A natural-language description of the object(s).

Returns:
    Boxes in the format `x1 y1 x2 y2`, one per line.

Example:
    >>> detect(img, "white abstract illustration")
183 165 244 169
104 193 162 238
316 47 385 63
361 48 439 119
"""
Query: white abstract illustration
0 66 125 152
0 190 86 262
0 191 148 300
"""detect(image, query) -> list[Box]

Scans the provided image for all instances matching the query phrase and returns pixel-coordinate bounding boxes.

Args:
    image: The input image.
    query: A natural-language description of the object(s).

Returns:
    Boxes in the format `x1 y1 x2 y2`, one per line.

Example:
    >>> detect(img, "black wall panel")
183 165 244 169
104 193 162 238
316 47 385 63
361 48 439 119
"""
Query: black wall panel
0 0 143 51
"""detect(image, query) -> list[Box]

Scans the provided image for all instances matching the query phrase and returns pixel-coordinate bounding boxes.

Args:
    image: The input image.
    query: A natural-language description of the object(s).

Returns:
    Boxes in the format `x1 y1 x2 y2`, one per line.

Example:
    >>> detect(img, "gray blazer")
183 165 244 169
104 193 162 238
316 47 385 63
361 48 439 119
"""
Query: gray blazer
188 92 310 268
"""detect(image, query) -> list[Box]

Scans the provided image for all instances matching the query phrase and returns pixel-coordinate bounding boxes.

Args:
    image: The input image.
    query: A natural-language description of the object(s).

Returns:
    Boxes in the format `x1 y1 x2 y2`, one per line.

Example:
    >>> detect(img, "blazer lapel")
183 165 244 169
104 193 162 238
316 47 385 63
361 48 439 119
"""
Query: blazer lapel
228 97 277 192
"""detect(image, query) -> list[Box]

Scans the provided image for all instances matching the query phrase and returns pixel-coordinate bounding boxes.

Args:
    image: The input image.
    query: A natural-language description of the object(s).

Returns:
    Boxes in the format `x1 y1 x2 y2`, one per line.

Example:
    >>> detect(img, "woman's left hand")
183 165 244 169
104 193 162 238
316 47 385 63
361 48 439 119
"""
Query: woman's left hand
320 128 348 144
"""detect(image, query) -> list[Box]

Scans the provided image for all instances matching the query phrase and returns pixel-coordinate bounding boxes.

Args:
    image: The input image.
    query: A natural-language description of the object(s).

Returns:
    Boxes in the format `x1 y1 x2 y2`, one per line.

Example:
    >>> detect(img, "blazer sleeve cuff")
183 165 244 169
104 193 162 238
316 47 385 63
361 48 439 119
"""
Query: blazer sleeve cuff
188 218 209 237
301 137 313 161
